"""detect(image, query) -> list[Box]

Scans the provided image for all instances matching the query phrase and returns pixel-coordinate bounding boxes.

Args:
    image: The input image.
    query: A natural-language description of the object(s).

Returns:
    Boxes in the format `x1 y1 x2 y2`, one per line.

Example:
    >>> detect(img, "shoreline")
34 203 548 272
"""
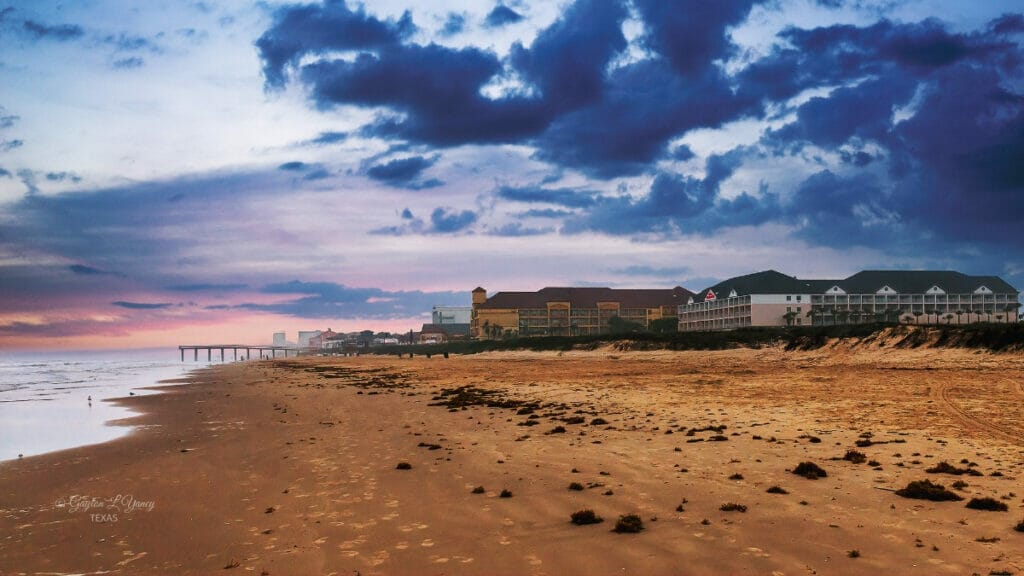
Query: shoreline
1 349 1022 574
0 358 194 463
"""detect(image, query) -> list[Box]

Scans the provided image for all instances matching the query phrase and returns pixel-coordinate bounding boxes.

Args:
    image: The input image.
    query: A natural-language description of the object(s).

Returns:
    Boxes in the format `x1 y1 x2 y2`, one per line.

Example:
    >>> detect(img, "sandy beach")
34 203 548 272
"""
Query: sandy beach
1 344 1023 575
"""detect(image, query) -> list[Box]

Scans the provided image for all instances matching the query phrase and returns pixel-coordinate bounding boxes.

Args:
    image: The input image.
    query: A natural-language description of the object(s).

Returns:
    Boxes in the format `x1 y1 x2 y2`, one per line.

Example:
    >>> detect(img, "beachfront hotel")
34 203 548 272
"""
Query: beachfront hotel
471 286 694 338
678 270 1021 331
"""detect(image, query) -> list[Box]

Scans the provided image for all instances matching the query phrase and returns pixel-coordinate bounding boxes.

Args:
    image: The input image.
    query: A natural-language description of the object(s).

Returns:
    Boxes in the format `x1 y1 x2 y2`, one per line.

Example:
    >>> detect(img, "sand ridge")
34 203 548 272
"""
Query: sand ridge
0 346 1022 575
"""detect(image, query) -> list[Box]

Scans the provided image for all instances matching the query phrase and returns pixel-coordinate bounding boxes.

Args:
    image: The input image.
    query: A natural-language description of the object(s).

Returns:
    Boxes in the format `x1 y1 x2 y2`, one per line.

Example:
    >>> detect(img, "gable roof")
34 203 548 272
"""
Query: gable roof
695 270 815 299
478 286 694 310
693 269 1018 300
838 271 1017 294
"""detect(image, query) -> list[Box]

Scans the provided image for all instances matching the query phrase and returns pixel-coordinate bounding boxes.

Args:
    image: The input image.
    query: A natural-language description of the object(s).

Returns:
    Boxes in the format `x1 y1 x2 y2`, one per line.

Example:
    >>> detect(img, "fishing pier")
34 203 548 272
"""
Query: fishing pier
178 344 297 362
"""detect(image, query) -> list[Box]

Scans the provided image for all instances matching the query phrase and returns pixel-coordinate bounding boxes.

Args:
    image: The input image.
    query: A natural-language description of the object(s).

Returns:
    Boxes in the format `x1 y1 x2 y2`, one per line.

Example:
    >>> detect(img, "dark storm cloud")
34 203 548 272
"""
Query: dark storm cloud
496 185 598 208
68 264 118 276
113 57 145 69
112 301 173 310
100 33 154 52
484 5 524 28
487 222 553 236
45 171 82 183
0 139 23 152
255 1 415 88
259 0 627 148
632 0 758 77
22 19 84 41
439 12 466 36
365 155 437 185
516 208 573 219
562 149 781 235
0 108 17 129
248 2 1023 273
306 131 348 145
165 283 249 292
532 59 755 177
244 280 465 319
612 265 691 278
430 207 477 232
0 170 298 290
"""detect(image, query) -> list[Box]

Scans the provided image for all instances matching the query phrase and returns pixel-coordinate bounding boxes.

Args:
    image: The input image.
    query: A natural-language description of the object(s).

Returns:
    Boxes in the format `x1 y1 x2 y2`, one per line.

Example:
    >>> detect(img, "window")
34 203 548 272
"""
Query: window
797 307 801 312
786 295 792 301
786 307 791 312
796 295 802 302
796 318 802 325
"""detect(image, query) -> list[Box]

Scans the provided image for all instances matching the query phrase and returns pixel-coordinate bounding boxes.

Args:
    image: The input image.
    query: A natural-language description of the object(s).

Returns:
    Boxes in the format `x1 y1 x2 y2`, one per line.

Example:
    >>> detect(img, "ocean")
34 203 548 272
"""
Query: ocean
0 349 211 462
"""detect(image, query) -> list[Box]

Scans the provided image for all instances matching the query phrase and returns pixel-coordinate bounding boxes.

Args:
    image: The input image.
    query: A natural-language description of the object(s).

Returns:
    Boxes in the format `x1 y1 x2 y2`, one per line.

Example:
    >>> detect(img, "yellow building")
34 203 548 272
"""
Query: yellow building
471 286 693 338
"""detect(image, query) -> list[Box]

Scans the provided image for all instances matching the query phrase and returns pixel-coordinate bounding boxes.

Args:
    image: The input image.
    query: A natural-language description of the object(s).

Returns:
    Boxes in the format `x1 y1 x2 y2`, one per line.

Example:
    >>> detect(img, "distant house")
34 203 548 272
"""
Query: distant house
307 328 338 348
471 286 693 338
418 323 471 344
678 270 1020 331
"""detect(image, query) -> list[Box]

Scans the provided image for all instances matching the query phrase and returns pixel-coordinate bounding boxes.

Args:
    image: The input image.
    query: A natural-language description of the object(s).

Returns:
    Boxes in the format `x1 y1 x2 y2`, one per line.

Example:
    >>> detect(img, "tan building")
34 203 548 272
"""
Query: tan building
679 270 1021 331
472 286 693 338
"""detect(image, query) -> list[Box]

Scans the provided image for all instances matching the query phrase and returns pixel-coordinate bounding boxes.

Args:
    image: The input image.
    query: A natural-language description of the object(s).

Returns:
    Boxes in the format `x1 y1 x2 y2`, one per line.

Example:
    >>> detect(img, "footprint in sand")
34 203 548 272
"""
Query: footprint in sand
502 518 515 526
421 538 435 547
526 554 542 566
394 541 409 550
370 550 390 566
340 550 360 558
432 556 450 564
339 536 367 549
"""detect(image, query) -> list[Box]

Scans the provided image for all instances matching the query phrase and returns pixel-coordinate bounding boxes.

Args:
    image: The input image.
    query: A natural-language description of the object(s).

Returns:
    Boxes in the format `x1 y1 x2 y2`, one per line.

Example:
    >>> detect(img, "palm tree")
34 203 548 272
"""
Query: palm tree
924 309 936 325
955 309 965 325
783 311 798 326
913 310 924 325
1005 303 1021 323
806 309 818 326
943 313 954 324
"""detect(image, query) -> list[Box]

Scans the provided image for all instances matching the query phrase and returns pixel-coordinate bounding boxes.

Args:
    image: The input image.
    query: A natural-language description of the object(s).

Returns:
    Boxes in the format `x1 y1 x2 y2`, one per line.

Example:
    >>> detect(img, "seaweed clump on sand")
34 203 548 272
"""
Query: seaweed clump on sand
894 480 962 501
792 462 827 479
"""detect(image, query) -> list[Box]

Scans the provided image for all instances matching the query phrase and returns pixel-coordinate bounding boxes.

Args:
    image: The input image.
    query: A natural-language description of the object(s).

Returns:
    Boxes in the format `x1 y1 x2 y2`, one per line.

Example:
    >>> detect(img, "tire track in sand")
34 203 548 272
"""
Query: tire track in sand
930 379 1024 445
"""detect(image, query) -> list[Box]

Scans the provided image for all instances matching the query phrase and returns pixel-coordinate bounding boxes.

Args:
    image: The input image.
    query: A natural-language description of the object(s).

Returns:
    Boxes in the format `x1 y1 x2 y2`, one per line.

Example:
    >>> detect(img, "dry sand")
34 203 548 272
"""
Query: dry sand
1 344 1023 575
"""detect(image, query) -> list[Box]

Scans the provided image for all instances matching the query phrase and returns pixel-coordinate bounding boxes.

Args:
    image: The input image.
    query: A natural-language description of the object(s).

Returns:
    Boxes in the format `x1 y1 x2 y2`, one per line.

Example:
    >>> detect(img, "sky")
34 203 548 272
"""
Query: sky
0 0 1022 349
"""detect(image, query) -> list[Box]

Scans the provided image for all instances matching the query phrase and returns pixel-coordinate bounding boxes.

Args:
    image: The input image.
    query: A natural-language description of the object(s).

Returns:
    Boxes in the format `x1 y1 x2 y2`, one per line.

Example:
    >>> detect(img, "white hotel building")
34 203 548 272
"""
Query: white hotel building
678 270 1020 331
